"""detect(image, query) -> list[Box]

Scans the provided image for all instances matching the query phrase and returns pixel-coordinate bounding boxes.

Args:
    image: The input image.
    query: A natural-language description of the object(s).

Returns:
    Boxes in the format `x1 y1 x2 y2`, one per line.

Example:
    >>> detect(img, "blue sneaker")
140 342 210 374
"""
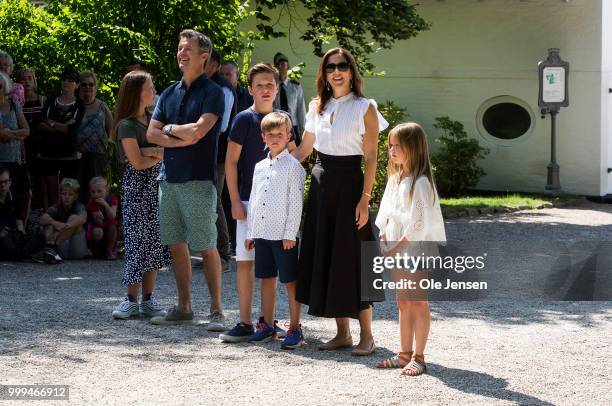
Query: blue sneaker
281 325 305 350
219 322 254 343
249 317 275 343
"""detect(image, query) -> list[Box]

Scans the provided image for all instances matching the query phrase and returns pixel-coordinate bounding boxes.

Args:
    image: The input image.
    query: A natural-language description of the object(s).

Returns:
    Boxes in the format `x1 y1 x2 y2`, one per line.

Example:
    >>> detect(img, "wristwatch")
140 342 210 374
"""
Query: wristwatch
163 124 174 136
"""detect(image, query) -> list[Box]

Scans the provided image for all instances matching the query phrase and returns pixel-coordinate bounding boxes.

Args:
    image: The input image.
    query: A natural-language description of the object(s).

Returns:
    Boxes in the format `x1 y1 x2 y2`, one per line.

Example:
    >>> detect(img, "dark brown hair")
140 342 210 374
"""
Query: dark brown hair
247 63 279 86
111 70 152 144
315 48 363 115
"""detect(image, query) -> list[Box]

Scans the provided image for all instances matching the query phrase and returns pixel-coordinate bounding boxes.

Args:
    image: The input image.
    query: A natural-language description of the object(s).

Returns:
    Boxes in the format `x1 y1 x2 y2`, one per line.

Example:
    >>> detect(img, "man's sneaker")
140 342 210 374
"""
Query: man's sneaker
112 298 140 319
274 320 287 338
249 317 275 343
281 325 305 350
206 310 226 332
219 322 255 343
140 297 167 318
150 305 194 325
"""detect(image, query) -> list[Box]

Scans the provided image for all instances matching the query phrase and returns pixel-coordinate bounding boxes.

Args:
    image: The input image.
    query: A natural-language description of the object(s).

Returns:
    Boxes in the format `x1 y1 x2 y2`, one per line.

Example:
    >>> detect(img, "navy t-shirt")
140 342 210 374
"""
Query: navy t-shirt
228 107 296 201
152 74 225 183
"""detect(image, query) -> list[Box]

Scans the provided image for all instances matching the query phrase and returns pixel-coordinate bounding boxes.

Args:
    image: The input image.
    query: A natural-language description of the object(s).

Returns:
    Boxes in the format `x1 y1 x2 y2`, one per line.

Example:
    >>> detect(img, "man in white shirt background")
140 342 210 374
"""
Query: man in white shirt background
204 50 236 271
273 52 306 144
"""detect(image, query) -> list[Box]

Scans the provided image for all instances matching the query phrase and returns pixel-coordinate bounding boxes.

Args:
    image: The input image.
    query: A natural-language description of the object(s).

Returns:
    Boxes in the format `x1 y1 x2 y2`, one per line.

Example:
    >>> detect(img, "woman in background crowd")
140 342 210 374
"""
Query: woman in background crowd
0 72 30 231
16 68 46 210
37 68 84 208
76 71 112 201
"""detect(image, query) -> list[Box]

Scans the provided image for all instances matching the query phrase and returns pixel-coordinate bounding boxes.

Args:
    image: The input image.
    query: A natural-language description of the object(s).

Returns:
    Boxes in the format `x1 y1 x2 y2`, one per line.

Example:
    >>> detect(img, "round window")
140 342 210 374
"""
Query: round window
476 96 535 145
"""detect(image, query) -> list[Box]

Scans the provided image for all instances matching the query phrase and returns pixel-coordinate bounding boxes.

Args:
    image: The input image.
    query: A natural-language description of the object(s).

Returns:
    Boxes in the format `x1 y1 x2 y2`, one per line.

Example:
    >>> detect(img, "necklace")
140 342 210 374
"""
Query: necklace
57 96 76 106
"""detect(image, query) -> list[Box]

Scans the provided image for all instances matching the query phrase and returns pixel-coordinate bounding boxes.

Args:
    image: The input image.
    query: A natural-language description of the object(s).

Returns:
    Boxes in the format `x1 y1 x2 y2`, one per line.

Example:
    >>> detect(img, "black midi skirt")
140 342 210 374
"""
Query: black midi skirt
296 153 385 319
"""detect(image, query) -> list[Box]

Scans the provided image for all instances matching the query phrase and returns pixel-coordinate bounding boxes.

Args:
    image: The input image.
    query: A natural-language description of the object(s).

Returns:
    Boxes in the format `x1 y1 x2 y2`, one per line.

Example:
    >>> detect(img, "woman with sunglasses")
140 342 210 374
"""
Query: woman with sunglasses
292 48 388 356
76 71 113 201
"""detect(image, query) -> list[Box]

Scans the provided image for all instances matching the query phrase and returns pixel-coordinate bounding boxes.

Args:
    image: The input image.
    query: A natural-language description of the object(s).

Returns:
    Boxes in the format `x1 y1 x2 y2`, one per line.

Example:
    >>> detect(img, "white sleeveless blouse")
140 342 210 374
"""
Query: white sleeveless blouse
304 93 389 156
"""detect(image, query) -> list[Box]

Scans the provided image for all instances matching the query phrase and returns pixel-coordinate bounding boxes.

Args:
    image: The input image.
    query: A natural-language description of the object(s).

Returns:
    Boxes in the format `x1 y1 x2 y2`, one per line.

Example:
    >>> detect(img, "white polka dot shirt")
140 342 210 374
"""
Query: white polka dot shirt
246 149 306 241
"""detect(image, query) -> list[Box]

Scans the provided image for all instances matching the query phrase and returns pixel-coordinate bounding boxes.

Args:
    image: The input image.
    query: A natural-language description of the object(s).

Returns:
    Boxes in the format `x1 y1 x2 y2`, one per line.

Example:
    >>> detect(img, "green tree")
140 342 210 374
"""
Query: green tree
1 0 429 100
431 117 490 197
254 0 430 74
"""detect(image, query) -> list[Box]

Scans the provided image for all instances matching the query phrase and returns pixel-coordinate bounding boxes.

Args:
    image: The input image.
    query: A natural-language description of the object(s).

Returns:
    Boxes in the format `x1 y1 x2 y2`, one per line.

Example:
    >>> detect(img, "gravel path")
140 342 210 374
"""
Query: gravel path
1 203 611 405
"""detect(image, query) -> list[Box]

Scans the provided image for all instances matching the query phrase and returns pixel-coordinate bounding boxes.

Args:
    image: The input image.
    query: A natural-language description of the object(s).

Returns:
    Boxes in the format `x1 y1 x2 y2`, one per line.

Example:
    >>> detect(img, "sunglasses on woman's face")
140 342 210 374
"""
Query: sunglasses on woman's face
324 61 350 73
81 82 95 88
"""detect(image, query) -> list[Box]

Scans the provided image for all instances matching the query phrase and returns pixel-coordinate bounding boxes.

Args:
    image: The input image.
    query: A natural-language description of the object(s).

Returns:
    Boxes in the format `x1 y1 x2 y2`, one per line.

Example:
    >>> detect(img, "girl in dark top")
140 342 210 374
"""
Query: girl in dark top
16 68 46 210
110 70 169 320
37 69 84 209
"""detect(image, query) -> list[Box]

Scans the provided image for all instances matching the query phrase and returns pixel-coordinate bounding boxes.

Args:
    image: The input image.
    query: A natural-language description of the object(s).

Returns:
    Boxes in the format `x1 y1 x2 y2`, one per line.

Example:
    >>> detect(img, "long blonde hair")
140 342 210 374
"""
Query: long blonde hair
388 122 437 203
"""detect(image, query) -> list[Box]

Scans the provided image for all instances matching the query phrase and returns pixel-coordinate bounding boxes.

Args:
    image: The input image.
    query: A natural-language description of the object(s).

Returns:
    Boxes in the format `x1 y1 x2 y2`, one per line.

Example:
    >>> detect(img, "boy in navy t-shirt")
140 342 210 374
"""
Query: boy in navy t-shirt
220 63 296 342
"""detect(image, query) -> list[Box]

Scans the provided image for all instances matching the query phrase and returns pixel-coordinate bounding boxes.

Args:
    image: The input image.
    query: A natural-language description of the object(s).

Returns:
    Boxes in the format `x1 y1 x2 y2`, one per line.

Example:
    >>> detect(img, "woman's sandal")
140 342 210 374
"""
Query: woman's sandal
376 351 413 368
401 354 427 376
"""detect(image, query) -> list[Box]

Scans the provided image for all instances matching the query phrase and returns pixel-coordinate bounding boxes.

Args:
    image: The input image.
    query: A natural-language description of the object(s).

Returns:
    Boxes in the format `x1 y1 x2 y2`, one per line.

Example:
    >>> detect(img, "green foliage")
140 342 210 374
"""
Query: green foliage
372 101 406 205
430 117 490 197
287 62 306 80
255 0 430 74
0 0 156 104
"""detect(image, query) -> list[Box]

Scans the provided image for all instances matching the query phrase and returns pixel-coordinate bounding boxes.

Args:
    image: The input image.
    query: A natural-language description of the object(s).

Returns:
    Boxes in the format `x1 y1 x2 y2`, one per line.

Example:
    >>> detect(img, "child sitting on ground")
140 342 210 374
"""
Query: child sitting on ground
86 176 119 260
34 178 87 264
244 112 306 349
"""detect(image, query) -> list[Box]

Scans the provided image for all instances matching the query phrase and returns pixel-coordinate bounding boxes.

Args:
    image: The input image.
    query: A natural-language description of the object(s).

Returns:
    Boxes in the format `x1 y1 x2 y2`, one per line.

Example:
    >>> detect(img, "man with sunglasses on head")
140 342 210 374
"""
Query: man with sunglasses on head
273 52 306 145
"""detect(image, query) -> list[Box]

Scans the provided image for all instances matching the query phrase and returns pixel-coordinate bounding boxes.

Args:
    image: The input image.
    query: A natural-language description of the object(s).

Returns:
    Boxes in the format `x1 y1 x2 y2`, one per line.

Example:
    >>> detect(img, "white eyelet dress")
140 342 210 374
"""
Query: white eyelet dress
296 93 389 319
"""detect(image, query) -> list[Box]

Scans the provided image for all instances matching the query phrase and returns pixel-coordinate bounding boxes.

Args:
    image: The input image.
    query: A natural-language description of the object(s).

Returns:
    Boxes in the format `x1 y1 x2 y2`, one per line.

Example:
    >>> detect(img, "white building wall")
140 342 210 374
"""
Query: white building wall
251 0 604 195
602 0 612 195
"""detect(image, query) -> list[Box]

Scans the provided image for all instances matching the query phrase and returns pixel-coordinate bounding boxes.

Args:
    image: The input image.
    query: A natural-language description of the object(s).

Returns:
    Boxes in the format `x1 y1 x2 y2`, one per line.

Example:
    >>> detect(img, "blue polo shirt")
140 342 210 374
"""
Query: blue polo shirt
228 107 296 201
152 73 225 183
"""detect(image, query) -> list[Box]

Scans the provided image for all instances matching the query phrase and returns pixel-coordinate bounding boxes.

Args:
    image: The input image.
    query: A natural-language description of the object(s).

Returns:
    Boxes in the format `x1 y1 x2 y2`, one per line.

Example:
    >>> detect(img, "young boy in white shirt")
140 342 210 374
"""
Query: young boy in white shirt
245 112 306 349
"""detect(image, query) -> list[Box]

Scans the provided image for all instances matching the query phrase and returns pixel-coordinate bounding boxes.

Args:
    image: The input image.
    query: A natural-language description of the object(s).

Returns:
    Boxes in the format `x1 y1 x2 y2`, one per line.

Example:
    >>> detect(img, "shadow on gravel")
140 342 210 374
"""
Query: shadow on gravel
427 301 612 327
428 363 555 406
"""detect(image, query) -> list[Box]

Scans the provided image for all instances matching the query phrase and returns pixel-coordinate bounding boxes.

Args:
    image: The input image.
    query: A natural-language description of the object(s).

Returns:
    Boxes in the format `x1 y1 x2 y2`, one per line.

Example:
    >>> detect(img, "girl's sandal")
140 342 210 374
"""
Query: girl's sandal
401 354 427 376
376 351 413 369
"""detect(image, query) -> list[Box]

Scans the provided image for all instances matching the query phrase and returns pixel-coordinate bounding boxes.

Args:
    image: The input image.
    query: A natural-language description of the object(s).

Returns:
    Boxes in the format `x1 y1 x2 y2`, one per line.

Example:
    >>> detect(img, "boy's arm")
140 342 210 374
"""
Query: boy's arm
37 212 55 226
66 211 87 228
97 198 117 219
283 164 306 241
225 140 246 220
246 166 259 240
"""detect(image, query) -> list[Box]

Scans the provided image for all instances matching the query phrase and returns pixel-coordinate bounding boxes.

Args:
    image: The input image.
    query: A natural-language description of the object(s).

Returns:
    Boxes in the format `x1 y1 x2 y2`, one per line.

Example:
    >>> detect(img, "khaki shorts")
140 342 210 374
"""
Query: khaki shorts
159 180 217 252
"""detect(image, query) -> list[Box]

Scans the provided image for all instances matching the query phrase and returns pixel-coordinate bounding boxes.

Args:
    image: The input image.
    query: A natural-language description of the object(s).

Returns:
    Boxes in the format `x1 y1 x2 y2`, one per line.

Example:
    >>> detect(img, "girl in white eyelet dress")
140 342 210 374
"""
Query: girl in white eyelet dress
374 122 446 376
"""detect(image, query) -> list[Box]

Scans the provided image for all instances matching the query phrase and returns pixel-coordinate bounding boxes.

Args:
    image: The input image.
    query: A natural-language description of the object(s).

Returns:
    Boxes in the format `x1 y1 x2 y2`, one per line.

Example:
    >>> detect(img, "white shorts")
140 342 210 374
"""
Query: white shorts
235 201 255 262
